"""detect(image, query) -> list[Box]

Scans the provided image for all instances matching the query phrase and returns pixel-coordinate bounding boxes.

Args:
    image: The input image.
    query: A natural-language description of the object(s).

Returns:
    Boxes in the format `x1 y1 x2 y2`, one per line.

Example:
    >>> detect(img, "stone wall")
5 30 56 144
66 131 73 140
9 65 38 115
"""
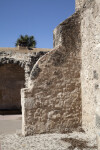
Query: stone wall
0 50 47 87
0 64 25 111
22 12 82 136
0 49 48 113
53 12 81 49
1 1 100 148
21 0 100 140
75 0 86 11
80 0 100 135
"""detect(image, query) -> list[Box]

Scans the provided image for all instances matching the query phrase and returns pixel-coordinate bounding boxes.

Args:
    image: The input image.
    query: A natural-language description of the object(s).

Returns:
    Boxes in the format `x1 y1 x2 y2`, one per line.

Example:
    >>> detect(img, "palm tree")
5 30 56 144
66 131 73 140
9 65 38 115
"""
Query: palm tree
15 35 36 48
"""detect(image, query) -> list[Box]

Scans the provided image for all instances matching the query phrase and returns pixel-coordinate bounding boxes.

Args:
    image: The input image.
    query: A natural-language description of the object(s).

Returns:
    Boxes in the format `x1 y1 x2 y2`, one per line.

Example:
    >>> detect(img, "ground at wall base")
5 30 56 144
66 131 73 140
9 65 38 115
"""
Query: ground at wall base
0 132 97 150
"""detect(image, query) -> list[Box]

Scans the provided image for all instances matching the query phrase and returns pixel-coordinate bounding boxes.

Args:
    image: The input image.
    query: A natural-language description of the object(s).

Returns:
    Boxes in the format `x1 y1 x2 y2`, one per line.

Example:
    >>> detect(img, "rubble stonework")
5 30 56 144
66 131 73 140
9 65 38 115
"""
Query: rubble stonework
22 12 82 135
1 0 100 149
0 49 48 111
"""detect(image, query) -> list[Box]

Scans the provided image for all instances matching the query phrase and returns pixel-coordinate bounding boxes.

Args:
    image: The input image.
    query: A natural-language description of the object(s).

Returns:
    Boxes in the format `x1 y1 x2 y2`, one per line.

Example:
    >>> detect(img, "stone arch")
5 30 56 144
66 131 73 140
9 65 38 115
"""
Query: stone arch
0 58 25 114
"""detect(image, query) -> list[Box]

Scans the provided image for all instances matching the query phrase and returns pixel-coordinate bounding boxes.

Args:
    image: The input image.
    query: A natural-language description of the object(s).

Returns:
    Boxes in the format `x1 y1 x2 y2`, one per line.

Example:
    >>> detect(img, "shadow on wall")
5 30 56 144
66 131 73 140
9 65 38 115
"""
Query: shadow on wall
0 63 25 115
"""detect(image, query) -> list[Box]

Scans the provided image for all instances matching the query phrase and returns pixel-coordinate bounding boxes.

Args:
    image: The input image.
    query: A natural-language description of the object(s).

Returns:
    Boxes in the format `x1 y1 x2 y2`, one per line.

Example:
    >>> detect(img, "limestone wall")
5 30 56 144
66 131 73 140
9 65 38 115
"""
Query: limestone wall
22 12 82 136
81 0 100 135
53 13 81 49
0 64 25 111
0 50 47 87
0 49 47 113
75 0 86 11
1 2 100 147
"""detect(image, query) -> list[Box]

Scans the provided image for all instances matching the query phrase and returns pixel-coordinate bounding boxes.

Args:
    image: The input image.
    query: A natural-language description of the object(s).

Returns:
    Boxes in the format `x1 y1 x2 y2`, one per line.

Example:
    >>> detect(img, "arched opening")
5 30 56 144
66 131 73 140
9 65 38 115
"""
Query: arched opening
0 63 25 114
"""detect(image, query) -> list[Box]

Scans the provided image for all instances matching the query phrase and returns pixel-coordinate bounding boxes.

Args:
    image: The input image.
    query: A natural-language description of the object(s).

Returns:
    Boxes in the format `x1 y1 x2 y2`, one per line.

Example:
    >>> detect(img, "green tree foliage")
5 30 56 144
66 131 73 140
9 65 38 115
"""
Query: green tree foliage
15 35 36 48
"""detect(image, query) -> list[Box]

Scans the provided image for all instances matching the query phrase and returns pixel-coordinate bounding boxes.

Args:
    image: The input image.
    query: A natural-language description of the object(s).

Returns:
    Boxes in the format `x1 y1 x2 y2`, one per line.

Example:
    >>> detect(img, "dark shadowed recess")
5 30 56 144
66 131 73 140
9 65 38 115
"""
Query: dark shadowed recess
0 64 25 115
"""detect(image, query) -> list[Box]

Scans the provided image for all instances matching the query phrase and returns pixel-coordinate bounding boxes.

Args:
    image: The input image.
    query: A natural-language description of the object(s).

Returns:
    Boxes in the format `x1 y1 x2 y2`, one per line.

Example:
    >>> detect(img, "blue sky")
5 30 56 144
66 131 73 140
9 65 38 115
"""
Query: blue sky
0 0 75 48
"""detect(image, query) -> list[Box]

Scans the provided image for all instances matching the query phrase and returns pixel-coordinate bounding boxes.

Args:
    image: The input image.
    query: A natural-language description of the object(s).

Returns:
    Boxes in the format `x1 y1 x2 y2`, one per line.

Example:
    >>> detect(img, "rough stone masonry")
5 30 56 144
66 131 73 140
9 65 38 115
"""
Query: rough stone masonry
1 0 100 149
0 48 49 112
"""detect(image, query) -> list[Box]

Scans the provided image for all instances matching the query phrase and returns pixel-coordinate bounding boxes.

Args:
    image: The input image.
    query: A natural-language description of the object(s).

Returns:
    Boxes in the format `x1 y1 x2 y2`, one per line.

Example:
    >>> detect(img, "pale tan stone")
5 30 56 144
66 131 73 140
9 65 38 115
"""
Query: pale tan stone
1 0 100 149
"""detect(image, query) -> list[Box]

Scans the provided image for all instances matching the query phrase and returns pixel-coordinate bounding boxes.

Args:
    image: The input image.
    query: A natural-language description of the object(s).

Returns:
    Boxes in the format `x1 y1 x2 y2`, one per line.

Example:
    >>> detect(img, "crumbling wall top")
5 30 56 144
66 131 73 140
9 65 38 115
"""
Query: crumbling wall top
75 0 86 11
